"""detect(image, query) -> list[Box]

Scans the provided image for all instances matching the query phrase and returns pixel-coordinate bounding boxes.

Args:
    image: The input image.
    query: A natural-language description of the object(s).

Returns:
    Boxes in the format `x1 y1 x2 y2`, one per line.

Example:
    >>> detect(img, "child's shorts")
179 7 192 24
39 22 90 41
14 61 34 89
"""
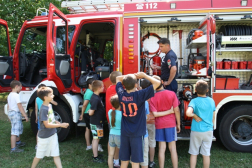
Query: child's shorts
140 137 149 166
90 124 103 139
119 135 144 163
37 115 40 130
8 111 23 136
188 131 213 156
156 127 177 142
84 113 91 129
109 134 120 148
36 133 59 158
147 124 156 147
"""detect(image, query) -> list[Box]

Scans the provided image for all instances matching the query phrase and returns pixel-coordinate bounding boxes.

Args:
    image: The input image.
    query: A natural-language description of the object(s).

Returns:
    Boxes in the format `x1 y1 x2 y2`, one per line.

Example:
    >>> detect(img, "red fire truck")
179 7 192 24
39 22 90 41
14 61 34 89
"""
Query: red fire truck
1 0 252 152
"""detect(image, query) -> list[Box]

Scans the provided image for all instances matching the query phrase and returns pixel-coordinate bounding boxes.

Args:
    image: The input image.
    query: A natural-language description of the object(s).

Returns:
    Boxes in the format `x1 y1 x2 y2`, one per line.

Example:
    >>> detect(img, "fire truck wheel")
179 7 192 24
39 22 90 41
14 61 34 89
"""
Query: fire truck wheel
30 102 72 142
218 105 252 152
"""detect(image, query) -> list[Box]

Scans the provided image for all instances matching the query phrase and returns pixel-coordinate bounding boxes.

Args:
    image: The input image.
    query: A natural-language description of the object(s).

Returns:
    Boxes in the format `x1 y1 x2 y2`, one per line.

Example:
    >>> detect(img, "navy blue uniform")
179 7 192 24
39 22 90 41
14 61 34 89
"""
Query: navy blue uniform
116 82 154 162
161 50 178 93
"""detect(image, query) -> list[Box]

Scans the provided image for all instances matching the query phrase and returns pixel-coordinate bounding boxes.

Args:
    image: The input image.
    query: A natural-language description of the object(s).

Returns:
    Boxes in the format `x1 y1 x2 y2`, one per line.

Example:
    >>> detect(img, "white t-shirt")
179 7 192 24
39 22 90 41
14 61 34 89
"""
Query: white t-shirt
7 92 21 112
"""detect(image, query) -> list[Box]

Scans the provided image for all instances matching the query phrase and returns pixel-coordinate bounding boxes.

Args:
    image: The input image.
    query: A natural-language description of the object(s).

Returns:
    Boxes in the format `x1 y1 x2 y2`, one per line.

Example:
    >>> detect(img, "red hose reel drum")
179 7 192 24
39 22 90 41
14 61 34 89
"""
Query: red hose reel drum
183 100 192 121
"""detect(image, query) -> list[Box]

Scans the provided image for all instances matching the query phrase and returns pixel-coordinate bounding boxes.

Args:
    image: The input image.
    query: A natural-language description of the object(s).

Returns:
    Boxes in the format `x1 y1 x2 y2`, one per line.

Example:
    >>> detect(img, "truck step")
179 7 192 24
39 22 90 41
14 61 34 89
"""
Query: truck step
177 128 216 141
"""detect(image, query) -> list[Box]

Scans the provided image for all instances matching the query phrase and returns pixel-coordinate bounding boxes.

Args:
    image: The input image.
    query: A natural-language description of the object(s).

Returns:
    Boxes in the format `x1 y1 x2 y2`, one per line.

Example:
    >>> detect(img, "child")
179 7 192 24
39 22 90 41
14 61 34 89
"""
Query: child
79 78 95 151
31 87 69 168
149 75 180 168
116 72 160 168
89 80 106 163
108 95 122 168
186 80 215 168
35 84 58 149
105 71 122 166
139 79 152 168
7 80 28 153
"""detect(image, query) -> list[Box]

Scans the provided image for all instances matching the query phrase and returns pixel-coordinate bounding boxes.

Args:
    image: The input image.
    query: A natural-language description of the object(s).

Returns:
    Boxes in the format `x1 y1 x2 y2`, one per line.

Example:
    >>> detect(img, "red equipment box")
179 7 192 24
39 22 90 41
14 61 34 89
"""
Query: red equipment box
223 60 238 69
216 61 223 69
248 61 252 69
239 61 247 69
216 77 240 90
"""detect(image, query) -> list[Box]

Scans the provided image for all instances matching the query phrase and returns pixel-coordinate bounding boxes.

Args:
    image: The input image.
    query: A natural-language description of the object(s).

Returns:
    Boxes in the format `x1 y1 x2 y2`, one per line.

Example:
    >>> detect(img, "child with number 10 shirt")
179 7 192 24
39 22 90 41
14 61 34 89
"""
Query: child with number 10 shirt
116 72 160 168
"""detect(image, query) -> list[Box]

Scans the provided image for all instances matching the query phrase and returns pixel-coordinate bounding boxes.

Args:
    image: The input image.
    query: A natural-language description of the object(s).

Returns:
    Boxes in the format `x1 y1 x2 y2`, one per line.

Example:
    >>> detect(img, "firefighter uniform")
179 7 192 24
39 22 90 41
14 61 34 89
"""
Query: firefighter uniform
160 49 178 93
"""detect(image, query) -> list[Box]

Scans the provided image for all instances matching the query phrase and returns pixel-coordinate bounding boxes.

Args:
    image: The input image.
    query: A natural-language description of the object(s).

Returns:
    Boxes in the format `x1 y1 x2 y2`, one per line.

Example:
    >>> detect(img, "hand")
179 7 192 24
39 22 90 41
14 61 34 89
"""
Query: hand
61 123 69 128
193 115 202 122
170 106 174 114
151 64 157 70
146 114 150 121
176 124 181 133
134 72 146 79
79 115 83 121
163 81 170 87
25 116 29 122
35 118 37 124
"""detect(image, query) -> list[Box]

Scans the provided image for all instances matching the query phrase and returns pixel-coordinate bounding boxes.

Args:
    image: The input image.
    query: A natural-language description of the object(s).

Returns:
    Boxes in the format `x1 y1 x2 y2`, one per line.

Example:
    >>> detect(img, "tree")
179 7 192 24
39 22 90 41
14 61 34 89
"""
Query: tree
0 0 69 54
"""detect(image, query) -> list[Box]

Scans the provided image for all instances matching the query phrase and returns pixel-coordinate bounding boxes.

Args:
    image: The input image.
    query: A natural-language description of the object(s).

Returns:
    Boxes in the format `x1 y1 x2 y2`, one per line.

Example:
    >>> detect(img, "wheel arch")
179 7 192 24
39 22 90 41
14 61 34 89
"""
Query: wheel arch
215 95 252 129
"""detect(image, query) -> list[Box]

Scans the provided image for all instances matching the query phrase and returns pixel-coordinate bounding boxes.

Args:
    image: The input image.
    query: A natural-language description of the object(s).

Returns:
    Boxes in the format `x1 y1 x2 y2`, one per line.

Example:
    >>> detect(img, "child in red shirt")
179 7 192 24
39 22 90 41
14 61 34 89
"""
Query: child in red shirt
105 71 122 167
149 75 181 168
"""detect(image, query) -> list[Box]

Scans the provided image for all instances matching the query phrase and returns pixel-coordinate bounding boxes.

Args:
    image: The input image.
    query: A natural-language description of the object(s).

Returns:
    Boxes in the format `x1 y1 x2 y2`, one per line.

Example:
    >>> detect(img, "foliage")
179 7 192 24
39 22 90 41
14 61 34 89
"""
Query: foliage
0 0 69 54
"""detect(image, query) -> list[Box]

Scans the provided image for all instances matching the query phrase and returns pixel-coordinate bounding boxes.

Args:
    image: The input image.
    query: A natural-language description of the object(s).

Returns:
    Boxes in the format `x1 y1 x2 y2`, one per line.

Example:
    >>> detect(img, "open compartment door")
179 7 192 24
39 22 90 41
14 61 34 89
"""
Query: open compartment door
47 3 72 91
0 19 13 92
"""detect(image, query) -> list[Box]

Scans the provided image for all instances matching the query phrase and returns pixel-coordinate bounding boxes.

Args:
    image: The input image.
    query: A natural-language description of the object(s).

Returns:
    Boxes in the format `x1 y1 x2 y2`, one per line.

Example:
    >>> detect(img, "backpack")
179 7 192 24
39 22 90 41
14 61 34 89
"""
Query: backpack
78 71 99 88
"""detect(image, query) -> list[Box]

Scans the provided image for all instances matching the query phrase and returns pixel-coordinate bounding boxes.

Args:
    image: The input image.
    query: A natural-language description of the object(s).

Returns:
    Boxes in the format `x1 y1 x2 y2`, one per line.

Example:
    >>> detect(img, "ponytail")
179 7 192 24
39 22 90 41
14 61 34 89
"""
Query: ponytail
111 110 116 127
110 94 120 128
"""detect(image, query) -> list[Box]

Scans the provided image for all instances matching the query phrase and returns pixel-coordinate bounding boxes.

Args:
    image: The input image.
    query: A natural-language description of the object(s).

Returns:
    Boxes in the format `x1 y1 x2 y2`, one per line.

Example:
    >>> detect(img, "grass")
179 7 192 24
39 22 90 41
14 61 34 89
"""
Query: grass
0 92 252 168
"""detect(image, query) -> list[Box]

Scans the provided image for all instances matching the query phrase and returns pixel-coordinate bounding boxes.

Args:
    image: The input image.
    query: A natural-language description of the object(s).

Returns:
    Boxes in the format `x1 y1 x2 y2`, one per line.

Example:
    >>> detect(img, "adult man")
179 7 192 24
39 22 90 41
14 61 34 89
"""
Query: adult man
151 38 178 93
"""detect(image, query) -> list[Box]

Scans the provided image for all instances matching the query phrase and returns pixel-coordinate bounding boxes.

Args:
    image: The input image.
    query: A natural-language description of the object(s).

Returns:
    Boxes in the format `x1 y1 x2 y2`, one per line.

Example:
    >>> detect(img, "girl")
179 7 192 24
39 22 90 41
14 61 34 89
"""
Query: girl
108 95 122 168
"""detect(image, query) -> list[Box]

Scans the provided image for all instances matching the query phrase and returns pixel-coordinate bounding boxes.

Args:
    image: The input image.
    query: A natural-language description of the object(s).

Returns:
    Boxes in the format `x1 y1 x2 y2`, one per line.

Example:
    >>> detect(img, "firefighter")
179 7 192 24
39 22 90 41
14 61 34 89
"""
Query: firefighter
151 38 178 93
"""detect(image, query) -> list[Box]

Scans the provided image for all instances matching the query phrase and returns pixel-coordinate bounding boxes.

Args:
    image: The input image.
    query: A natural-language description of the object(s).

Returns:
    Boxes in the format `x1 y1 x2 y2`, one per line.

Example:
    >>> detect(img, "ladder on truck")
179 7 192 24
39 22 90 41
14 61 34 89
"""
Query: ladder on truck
61 0 170 13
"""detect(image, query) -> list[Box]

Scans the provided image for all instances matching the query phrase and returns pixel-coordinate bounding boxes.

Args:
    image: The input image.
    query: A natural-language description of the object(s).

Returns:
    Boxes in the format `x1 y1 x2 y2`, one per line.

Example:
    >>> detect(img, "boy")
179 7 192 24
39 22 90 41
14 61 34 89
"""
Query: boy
105 71 122 167
116 72 160 168
35 84 58 149
7 80 28 153
140 79 156 168
79 78 95 151
89 80 106 163
186 80 215 168
31 87 69 168
149 75 180 168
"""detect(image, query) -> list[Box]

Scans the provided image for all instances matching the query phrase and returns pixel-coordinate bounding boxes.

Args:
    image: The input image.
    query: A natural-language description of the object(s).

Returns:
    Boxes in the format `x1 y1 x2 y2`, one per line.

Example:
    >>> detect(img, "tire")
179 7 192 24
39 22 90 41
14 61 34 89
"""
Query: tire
30 100 72 142
218 105 252 152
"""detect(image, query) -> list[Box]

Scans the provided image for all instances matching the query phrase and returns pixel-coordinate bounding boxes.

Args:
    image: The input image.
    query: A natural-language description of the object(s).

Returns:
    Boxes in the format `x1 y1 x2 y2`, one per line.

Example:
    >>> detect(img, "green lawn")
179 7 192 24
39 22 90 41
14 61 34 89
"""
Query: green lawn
0 93 252 168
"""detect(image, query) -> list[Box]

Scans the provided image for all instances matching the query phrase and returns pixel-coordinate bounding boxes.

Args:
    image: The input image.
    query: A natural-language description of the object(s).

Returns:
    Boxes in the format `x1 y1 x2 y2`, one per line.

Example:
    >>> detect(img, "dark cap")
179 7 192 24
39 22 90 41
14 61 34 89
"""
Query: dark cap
157 38 170 45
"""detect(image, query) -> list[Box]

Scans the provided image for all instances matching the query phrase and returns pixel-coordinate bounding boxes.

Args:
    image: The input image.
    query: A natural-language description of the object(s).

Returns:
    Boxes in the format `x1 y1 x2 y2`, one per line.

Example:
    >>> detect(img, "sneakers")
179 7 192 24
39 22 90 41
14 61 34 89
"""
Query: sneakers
93 156 105 163
114 163 120 168
149 161 156 168
86 145 92 151
16 141 25 147
98 144 103 152
10 147 24 153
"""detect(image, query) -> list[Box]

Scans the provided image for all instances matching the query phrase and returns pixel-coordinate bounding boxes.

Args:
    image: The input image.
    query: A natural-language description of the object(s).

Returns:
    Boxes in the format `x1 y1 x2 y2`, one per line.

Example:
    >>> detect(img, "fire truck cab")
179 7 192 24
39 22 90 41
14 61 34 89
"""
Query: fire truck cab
1 0 252 152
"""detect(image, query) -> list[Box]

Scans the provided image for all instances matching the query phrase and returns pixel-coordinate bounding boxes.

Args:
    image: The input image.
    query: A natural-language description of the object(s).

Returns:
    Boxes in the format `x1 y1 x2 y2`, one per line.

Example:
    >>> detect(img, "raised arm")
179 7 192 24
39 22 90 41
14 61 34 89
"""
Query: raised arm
51 100 58 106
116 75 124 84
43 120 69 129
135 72 161 90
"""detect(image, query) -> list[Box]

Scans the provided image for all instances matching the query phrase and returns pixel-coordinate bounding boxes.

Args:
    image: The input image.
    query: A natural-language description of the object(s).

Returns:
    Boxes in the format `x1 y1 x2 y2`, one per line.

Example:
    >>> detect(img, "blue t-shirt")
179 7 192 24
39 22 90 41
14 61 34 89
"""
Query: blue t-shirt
161 50 178 81
108 109 122 136
189 97 216 132
36 97 43 115
116 82 154 137
144 101 149 138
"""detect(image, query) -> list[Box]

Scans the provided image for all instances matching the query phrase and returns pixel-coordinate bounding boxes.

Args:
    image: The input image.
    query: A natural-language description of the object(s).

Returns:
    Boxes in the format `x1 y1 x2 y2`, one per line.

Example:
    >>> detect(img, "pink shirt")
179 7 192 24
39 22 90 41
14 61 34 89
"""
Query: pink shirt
149 89 179 129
